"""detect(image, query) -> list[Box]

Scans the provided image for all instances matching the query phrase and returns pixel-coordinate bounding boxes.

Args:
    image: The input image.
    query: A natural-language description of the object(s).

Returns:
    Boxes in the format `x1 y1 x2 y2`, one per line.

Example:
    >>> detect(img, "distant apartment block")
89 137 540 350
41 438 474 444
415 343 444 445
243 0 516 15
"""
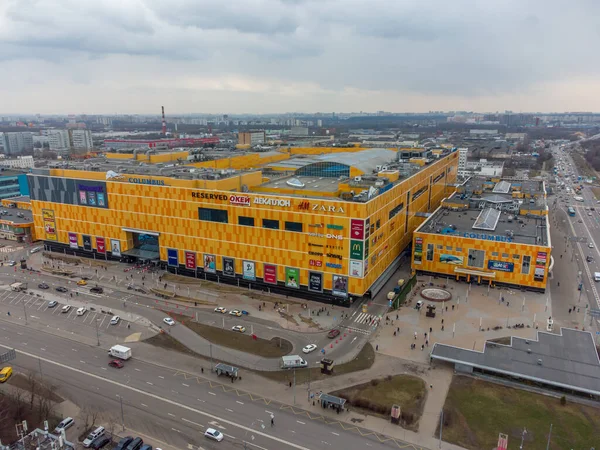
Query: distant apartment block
1 132 34 155
0 155 34 169
71 129 93 149
238 131 266 146
48 130 71 151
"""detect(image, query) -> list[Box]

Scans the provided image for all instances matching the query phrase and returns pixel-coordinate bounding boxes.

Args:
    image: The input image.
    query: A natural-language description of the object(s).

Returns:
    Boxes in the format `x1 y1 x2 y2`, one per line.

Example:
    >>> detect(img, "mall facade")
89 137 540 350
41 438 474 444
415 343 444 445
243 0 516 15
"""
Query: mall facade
29 148 458 304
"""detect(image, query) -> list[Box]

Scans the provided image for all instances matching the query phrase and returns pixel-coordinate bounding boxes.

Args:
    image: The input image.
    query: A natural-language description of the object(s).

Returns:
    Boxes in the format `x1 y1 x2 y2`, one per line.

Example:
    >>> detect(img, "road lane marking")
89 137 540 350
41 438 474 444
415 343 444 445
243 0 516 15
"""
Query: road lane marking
172 390 179 394
0 343 313 450
168 413 175 417
182 383 189 387
158 376 164 379
296 421 305 425
141 403 147 407
208 392 216 396
181 418 204 428
79 360 85 364
331 432 339 436
134 368 141 372
146 382 153 385
171 428 181 433
236 401 244 405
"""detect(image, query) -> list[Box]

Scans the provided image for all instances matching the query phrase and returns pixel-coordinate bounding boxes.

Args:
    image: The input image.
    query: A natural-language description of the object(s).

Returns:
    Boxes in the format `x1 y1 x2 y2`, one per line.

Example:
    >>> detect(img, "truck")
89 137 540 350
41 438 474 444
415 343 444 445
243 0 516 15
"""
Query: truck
281 355 308 369
10 282 26 292
108 345 132 360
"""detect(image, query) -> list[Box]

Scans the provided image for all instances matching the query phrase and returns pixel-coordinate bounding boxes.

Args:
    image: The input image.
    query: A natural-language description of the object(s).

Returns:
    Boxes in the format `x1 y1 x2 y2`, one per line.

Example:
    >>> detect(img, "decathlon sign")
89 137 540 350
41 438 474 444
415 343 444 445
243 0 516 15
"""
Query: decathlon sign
463 232 512 243
254 197 291 207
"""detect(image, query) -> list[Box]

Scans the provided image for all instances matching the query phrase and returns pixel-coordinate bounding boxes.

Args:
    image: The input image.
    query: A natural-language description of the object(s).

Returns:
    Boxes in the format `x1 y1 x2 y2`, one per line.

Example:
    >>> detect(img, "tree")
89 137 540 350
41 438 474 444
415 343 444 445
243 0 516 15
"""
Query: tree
27 372 37 411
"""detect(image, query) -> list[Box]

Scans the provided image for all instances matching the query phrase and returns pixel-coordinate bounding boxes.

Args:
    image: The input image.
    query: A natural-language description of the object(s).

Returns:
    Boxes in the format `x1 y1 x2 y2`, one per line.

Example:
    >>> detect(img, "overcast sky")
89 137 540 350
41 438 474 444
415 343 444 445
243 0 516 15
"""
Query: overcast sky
1 0 599 115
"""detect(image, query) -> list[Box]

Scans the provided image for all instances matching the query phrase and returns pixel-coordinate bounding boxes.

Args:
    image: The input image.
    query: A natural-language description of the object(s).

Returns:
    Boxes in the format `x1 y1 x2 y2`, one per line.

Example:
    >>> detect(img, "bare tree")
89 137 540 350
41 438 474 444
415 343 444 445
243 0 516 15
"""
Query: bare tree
12 390 26 420
28 372 38 411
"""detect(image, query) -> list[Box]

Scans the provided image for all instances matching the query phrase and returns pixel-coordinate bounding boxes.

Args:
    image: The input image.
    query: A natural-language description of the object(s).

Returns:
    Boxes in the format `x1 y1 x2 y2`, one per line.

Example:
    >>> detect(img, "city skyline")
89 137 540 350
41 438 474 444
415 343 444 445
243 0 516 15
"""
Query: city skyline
1 0 599 114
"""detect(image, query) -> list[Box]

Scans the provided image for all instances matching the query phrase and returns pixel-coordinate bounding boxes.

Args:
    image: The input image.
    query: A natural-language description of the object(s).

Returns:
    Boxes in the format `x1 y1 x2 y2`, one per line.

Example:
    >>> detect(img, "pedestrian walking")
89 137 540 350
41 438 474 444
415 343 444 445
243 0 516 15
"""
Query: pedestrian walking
441 318 444 324
421 344 424 351
426 340 429 346
441 325 444 331
397 327 399 333
394 331 396 336
568 308 572 314
414 332 417 339
424 332 427 338
429 384 433 389
507 301 509 307
376 344 379 351
396 314 398 320
429 327 432 333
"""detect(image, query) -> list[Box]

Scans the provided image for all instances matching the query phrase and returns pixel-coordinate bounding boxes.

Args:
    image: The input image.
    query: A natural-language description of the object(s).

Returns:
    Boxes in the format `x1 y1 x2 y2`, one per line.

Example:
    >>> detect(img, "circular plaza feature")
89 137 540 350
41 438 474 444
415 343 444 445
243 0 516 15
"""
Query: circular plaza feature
420 288 452 302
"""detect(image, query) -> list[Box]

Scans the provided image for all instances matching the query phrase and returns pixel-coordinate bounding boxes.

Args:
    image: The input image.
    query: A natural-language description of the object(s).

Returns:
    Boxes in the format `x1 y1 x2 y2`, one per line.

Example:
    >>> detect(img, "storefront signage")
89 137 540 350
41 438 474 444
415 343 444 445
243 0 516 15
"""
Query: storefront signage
488 260 514 272
350 219 364 240
327 224 343 230
285 267 300 288
462 232 512 243
264 264 277 284
308 232 343 240
203 254 216 273
185 251 196 269
326 253 342 260
68 232 78 249
312 204 345 213
308 251 323 256
308 272 323 292
78 184 104 192
332 275 348 297
111 239 121 257
308 224 323 228
230 195 250 206
308 243 324 248
167 248 178 267
350 240 364 260
350 260 363 278
222 257 235 277
243 260 256 280
298 201 310 211
43 209 57 241
128 178 165 186
414 237 423 264
309 260 323 267
82 235 92 251
326 262 342 269
191 192 228 201
327 244 344 250
534 251 547 282
96 237 106 254
254 197 291 207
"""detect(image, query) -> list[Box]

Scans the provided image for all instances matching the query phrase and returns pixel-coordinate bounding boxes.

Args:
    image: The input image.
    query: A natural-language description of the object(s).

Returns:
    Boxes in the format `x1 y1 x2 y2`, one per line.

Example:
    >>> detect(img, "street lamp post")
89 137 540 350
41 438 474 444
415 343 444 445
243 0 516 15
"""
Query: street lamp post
95 319 100 346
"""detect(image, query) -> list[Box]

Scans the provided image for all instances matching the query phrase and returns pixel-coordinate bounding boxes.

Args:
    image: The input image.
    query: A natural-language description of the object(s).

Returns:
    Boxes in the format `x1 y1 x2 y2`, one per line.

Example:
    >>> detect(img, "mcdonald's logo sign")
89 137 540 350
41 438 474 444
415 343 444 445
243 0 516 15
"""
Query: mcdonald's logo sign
350 240 364 259
298 201 310 211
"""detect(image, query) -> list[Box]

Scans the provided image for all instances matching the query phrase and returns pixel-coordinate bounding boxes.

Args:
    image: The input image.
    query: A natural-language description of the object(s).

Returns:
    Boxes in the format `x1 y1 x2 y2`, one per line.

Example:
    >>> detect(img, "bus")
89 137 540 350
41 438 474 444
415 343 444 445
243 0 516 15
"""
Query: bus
568 206 576 216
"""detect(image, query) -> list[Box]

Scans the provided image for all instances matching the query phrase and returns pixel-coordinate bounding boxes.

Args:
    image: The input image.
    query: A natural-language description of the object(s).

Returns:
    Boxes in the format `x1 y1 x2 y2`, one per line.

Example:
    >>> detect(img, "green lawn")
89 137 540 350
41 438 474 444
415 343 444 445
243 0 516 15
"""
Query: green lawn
441 376 600 450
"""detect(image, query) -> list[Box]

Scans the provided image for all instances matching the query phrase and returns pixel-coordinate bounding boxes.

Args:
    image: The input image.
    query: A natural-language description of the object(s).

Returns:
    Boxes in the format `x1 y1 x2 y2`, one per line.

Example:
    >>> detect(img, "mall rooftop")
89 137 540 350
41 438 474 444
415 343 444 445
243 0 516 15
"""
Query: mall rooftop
419 177 549 246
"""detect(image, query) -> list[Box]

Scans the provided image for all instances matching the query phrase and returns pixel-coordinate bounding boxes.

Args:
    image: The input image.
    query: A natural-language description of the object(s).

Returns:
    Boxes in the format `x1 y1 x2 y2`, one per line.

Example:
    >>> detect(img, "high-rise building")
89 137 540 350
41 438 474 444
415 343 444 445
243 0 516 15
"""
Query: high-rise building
1 132 34 155
48 130 71 151
70 129 93 150
238 131 266 146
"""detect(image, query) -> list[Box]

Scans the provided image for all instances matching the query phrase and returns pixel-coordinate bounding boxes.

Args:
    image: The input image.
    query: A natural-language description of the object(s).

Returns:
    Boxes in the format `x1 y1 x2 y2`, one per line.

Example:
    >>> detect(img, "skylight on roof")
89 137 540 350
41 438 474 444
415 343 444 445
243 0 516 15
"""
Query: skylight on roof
492 181 511 194
472 208 501 231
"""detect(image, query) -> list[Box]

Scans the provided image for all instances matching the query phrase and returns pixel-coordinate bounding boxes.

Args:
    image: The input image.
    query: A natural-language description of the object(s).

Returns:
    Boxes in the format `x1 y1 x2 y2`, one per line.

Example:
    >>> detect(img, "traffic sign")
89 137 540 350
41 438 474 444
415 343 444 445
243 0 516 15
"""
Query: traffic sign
0 349 15 364
588 309 600 318
568 236 587 242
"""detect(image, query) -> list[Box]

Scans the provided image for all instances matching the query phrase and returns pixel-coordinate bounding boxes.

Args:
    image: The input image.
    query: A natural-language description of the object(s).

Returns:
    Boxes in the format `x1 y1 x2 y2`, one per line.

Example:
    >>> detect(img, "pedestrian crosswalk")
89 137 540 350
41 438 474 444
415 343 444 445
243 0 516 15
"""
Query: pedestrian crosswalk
343 326 371 335
353 312 378 325
0 246 23 253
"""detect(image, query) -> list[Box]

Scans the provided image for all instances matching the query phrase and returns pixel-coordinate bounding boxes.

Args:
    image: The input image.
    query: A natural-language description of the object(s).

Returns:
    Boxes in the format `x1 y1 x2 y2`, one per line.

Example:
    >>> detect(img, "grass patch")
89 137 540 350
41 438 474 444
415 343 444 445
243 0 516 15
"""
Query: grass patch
591 186 600 201
298 314 321 329
441 376 600 450
171 313 293 358
488 336 511 345
144 331 204 358
7 373 64 403
331 374 426 430
259 343 376 384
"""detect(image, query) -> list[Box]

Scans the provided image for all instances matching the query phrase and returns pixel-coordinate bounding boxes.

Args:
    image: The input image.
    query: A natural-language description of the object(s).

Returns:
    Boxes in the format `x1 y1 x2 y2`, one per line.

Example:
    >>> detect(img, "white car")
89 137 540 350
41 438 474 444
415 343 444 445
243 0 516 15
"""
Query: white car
61 305 71 313
214 307 227 314
231 325 246 333
229 309 242 316
163 317 175 326
302 344 317 354
589 243 595 248
110 316 120 325
204 428 224 442
76 307 87 316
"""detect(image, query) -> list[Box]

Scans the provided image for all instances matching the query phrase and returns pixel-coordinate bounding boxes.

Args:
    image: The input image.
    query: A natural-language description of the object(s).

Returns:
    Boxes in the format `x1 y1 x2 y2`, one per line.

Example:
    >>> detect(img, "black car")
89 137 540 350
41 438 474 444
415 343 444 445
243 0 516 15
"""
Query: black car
90 286 104 294
38 283 49 289
113 436 133 450
91 435 111 449
55 286 68 293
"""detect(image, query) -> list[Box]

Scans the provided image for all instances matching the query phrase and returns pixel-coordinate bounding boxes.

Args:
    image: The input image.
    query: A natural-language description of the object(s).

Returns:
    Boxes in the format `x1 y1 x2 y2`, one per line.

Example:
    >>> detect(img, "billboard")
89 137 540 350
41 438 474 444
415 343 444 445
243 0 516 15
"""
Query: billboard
350 219 364 240
350 260 363 278
96 237 106 254
264 264 277 284
243 260 256 280
185 251 196 269
439 254 464 265
68 232 78 249
413 237 423 264
203 254 216 273
82 235 92 251
167 248 178 267
332 275 348 297
534 251 547 281
42 209 57 241
222 257 235 277
497 433 508 450
111 239 121 257
308 271 322 292
285 267 299 288
488 260 514 272
350 240 364 260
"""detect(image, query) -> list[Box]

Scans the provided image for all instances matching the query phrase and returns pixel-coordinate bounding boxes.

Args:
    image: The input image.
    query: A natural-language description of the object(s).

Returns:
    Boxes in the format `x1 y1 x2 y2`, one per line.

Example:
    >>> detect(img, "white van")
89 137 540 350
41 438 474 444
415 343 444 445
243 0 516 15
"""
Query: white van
82 426 105 448
76 307 87 316
594 272 600 282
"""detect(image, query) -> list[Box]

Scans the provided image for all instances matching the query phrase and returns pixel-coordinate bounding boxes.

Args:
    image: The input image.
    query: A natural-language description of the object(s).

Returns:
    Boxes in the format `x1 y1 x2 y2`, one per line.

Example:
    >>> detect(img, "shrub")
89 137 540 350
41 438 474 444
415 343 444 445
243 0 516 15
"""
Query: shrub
370 378 379 386
560 395 567 406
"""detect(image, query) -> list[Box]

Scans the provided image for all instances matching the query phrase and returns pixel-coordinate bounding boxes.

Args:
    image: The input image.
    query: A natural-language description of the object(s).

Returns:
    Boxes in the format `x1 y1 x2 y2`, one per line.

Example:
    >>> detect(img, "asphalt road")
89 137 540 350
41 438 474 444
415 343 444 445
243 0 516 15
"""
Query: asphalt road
0 321 425 450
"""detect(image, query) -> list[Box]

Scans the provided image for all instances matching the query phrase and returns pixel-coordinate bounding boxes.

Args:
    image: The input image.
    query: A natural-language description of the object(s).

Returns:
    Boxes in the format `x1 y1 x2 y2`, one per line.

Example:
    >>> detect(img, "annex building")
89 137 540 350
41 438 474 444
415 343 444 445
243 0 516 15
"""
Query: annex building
412 177 551 291
28 147 458 304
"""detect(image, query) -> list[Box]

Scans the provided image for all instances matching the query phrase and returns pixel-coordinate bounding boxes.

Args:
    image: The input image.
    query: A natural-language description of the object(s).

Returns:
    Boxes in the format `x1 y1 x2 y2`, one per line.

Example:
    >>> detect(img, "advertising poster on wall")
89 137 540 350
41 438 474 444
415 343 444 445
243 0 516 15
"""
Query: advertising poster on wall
167 248 178 267
534 251 547 281
332 275 348 297
42 209 57 241
111 239 121 257
222 257 235 277
185 251 196 269
285 267 300 288
82 235 92 251
308 271 323 292
203 254 216 273
96 237 106 254
263 264 277 284
79 191 87 205
439 254 463 265
413 237 423 264
97 193 106 207
350 240 364 260
350 260 364 278
488 260 514 272
243 260 256 280
68 232 78 249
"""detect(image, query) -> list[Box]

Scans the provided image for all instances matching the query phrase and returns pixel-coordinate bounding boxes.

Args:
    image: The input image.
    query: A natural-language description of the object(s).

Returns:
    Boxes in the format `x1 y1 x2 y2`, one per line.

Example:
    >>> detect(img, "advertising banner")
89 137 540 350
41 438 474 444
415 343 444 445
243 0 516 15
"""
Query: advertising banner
264 264 277 284
203 254 216 273
167 248 178 267
96 237 106 254
111 239 121 257
350 260 364 278
488 260 514 272
243 260 256 280
222 257 235 277
439 254 464 265
413 237 423 264
332 275 348 297
82 235 92 251
285 267 300 288
350 219 364 240
68 232 78 249
42 209 57 241
350 240 364 260
497 433 508 450
308 271 323 292
534 251 547 281
185 251 196 269
97 193 106 207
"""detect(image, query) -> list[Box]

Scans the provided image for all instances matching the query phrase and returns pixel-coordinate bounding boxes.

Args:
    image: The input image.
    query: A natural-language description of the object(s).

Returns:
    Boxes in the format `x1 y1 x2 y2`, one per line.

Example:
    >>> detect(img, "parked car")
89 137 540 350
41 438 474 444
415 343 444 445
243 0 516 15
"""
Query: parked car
76 307 87 316
214 306 227 314
110 316 120 325
113 437 133 450
0 366 13 383
108 359 124 369
83 426 105 448
55 286 68 293
231 325 246 333
38 283 49 289
327 329 340 339
90 435 111 449
61 305 71 314
125 437 144 450
204 428 224 442
53 417 74 434
90 286 104 294
48 300 58 308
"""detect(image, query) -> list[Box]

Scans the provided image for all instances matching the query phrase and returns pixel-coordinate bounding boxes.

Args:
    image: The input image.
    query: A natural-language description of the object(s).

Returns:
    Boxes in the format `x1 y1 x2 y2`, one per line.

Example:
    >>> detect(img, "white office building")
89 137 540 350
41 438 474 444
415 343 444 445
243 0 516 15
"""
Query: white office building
458 147 468 176
1 132 34 155
71 129 93 150
48 130 71 151
0 155 35 169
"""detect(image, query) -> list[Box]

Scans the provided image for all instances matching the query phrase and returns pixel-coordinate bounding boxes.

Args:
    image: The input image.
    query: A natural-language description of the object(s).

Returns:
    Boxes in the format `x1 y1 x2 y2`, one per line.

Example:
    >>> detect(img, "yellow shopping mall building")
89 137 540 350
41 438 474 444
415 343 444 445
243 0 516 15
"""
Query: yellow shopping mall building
29 147 458 304
411 178 552 292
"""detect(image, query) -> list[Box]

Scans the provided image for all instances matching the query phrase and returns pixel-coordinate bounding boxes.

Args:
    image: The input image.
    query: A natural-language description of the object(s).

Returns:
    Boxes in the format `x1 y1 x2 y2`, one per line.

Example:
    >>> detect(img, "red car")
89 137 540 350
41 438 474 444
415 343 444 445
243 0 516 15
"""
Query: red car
327 329 340 339
108 359 124 369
